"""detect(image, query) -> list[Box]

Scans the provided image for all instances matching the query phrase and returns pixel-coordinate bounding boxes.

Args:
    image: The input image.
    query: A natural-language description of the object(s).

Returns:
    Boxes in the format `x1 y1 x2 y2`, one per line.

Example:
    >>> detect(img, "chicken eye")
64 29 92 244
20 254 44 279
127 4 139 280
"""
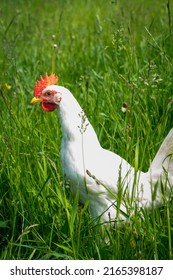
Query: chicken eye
45 91 52 96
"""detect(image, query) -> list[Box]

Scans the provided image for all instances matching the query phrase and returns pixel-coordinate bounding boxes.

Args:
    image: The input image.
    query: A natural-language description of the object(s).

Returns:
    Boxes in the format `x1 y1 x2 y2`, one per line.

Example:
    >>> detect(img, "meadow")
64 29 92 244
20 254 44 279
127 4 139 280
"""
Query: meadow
0 0 173 259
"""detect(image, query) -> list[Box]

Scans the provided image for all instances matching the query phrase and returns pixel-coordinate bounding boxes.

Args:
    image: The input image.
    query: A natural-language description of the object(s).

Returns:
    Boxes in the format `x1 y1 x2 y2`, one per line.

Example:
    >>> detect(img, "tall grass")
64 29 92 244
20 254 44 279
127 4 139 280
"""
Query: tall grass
0 0 173 259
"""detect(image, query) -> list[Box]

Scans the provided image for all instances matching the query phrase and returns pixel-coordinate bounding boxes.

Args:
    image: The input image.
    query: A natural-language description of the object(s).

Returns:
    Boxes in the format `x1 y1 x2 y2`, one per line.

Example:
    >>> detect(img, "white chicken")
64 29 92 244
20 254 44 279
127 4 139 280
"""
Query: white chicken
31 73 173 223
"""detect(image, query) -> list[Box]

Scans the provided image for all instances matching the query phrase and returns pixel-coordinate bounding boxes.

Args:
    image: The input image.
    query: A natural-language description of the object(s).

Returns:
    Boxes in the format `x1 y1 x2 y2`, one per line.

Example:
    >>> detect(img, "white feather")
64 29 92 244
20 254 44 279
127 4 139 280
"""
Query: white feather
45 85 173 222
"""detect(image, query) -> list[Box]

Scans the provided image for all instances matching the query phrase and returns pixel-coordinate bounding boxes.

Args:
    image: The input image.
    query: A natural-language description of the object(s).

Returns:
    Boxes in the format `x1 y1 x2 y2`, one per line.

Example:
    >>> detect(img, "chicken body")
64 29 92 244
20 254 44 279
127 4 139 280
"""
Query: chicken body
32 77 173 222
55 86 151 221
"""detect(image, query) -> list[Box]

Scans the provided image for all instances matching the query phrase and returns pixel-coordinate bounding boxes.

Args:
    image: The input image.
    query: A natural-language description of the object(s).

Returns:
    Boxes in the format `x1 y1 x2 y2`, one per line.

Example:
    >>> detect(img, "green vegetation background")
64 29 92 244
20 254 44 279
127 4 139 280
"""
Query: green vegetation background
0 0 173 259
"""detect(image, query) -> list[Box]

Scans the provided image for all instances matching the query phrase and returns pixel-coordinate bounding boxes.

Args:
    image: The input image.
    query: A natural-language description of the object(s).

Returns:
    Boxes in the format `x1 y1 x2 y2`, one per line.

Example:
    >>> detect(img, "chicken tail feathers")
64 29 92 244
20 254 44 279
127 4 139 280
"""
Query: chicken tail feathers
148 128 173 185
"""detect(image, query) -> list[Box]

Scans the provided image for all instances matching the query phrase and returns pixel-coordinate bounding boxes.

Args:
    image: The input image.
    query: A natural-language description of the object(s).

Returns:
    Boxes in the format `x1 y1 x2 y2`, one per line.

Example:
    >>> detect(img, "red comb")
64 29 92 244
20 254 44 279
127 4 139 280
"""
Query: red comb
34 73 58 97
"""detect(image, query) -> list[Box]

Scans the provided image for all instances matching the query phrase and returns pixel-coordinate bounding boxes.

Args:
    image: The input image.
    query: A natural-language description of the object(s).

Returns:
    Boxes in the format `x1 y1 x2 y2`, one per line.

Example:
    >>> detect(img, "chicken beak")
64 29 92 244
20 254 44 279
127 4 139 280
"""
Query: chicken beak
31 97 43 104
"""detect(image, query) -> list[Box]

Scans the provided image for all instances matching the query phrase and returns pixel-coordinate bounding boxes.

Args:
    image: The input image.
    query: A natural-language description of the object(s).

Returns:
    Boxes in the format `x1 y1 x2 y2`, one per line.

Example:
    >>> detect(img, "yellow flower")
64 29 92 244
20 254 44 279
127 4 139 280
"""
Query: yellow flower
5 83 12 90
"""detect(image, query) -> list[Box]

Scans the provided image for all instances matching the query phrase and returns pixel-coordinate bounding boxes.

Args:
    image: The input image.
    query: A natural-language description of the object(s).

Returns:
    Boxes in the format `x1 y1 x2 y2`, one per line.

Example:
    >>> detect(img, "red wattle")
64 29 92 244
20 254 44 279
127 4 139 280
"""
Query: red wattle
41 102 57 112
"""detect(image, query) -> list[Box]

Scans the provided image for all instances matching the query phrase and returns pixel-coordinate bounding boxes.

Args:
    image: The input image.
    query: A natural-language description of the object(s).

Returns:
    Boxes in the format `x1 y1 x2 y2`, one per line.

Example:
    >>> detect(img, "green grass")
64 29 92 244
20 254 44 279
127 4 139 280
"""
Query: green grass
0 0 173 260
